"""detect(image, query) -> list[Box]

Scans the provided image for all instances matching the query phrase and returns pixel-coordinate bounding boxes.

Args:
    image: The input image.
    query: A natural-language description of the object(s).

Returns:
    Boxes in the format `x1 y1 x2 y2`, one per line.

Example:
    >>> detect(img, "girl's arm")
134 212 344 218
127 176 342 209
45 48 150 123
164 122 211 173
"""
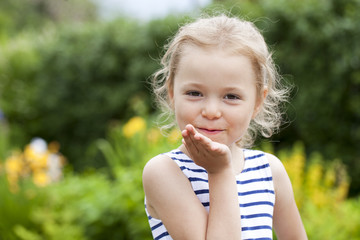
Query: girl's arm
267 153 308 240
143 125 241 239
143 154 209 239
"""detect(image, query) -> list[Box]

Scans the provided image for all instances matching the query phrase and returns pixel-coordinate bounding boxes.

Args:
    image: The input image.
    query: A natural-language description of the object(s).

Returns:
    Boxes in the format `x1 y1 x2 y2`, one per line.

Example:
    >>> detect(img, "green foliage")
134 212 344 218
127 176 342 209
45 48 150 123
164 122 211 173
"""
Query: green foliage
0 170 151 240
0 175 45 240
31 170 150 240
273 142 349 209
0 33 42 147
302 198 360 240
0 116 181 240
0 121 154 239
96 116 182 178
0 16 181 170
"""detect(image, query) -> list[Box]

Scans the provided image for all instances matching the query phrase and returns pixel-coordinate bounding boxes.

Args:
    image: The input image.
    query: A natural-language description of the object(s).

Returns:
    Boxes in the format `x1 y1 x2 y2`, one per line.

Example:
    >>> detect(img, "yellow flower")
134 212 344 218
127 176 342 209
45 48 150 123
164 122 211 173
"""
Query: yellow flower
24 145 49 170
4 152 25 193
2 138 66 192
32 170 50 187
24 145 37 160
5 152 24 175
122 116 146 138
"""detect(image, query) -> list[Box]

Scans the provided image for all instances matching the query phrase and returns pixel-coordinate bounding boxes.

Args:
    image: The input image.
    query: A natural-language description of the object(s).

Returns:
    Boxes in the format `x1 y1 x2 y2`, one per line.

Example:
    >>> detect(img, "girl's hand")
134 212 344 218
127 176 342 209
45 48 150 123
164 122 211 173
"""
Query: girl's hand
181 124 232 174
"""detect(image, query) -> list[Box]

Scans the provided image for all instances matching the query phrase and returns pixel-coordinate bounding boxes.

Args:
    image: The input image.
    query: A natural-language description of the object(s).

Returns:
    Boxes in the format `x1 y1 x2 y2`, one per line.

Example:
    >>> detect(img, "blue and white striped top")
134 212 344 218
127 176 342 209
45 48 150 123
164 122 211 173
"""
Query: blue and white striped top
145 149 275 240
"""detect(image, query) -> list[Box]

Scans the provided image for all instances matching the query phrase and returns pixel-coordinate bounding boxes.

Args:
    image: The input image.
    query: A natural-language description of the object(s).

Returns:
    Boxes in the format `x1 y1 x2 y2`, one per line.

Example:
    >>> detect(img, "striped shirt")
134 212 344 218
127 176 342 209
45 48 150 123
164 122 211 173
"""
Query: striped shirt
145 149 275 240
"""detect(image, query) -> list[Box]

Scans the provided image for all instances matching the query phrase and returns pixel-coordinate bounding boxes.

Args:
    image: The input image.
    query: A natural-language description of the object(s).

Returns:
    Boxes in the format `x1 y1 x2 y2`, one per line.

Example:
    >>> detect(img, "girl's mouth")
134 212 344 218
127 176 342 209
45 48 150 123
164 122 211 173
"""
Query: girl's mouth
197 127 223 135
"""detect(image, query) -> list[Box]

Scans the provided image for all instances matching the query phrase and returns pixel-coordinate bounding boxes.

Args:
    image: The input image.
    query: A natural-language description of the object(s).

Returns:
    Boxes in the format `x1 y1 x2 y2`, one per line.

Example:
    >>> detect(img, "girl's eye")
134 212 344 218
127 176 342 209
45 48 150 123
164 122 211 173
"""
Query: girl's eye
186 91 202 97
224 94 240 100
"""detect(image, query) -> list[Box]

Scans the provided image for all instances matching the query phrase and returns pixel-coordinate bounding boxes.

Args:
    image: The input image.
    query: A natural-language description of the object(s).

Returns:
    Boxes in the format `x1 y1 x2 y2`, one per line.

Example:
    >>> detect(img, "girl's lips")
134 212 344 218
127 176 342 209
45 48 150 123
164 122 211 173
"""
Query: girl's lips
197 127 224 135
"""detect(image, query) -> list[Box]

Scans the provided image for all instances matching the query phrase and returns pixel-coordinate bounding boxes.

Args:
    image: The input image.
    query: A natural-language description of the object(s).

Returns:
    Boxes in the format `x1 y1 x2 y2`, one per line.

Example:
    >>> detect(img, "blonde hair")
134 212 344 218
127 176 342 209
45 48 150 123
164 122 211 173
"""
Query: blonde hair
151 14 290 147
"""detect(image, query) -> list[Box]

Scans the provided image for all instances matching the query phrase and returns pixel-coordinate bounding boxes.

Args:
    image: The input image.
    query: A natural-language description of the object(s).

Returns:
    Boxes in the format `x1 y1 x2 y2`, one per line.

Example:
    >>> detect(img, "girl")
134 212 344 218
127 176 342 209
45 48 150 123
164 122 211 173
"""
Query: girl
143 15 307 240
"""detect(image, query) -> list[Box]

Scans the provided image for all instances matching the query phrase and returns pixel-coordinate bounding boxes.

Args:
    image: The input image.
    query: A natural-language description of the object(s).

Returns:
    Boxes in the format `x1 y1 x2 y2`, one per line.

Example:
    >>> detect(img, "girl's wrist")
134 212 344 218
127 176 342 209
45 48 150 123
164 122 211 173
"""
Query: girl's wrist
207 165 234 176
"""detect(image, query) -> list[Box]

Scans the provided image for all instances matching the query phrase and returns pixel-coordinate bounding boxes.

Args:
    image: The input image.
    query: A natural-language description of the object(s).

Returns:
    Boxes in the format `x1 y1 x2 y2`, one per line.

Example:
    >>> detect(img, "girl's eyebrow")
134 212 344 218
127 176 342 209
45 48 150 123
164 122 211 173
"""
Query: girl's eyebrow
222 86 245 93
180 82 204 88
180 83 245 93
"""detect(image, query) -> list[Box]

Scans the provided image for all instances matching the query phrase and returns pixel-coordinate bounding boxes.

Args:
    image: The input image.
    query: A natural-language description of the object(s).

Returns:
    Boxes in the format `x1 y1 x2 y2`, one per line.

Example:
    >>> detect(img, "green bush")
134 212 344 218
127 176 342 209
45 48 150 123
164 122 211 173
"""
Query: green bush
302 198 360 240
0 174 46 240
0 116 182 240
0 17 181 170
0 32 42 149
30 170 150 240
0 170 151 240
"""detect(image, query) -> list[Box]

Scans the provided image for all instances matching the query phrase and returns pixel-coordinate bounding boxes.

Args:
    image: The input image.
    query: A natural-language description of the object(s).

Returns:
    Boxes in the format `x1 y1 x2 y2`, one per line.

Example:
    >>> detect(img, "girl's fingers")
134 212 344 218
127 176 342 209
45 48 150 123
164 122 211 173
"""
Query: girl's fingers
185 124 195 135
189 132 214 157
183 124 226 158
184 125 208 145
183 129 200 155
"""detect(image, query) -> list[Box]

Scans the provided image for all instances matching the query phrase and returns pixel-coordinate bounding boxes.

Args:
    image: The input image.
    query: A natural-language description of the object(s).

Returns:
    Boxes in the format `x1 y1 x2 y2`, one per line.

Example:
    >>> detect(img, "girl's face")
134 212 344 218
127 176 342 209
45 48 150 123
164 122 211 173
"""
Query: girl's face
169 46 264 148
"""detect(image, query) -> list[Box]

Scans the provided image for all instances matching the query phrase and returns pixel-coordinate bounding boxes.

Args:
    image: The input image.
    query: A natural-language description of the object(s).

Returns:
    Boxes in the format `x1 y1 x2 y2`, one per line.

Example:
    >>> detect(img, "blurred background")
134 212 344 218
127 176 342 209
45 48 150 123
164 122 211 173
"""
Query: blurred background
0 0 359 239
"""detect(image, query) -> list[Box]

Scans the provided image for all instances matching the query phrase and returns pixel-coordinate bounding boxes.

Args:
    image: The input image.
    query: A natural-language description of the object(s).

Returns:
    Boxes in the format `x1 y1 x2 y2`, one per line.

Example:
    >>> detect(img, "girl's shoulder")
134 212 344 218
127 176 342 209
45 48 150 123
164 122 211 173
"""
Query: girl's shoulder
263 152 288 180
143 151 179 179
142 150 207 222
142 150 191 192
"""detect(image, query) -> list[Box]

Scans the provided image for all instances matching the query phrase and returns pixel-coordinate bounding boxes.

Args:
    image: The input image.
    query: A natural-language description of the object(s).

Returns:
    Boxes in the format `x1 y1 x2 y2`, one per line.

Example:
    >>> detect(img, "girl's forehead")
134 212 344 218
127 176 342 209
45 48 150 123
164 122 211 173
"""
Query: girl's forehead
175 48 256 84
178 44 253 63
177 45 254 71
172 44 262 92
180 44 229 55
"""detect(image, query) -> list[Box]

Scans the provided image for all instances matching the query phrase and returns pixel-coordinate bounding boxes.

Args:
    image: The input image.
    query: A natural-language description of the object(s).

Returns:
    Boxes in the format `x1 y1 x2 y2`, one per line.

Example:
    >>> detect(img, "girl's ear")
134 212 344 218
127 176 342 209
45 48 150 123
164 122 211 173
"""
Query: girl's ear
252 86 268 119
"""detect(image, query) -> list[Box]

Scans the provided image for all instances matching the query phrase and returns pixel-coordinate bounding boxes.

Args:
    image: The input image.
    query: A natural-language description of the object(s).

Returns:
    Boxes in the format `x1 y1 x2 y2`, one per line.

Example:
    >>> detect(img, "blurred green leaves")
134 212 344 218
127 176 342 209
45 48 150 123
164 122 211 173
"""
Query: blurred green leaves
0 16 180 170
4 170 151 240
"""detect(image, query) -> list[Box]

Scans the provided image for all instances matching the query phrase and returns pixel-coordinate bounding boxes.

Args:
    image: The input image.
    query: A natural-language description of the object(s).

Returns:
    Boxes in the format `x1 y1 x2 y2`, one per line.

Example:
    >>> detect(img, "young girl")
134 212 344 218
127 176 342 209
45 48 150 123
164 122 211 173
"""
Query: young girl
143 15 307 240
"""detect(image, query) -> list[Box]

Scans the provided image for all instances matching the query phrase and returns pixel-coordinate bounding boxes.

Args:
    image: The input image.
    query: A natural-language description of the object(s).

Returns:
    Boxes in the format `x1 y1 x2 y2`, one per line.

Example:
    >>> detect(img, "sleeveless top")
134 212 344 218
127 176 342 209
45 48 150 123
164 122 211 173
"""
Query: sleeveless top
145 149 275 240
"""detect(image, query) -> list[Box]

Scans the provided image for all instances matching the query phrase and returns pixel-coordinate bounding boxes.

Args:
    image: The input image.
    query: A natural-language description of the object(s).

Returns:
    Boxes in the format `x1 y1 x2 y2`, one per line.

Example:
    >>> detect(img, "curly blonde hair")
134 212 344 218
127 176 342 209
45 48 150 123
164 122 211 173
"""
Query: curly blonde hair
151 14 290 148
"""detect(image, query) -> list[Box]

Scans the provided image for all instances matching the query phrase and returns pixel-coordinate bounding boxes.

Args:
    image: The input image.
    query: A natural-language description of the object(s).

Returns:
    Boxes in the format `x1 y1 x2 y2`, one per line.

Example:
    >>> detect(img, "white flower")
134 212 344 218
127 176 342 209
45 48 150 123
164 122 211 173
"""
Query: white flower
30 138 47 154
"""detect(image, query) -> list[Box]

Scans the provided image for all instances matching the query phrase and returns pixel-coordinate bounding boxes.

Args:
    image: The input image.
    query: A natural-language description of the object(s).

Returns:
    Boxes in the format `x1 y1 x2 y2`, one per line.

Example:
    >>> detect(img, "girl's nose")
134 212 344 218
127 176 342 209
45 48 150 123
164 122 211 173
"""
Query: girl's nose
201 100 221 119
